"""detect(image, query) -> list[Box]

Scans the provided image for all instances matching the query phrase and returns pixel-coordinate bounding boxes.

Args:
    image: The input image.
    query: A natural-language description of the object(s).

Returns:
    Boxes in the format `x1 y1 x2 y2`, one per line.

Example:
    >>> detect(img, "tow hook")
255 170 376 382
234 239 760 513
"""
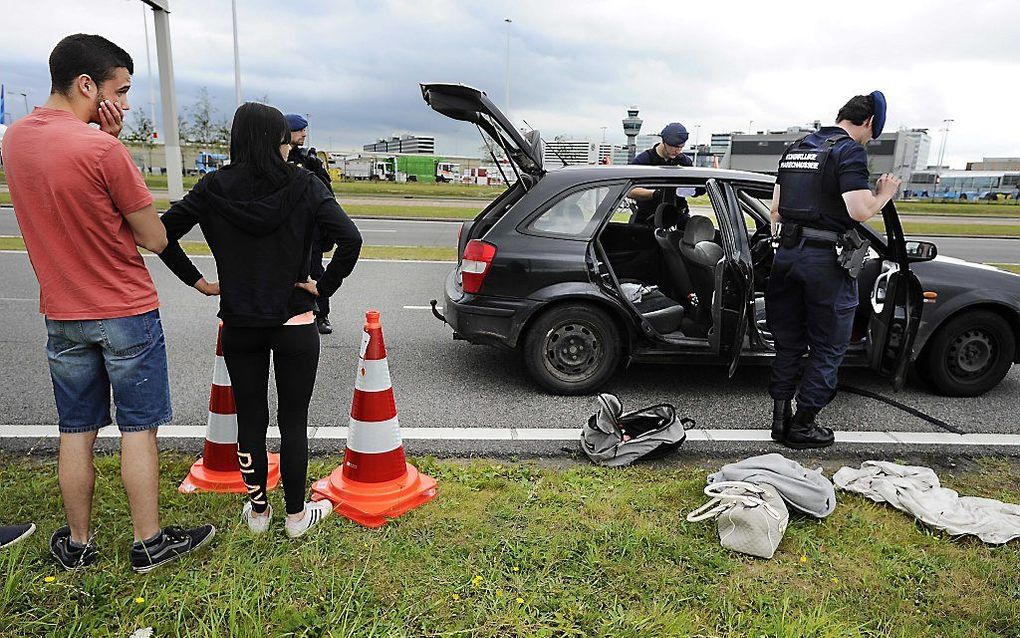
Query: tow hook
429 299 447 324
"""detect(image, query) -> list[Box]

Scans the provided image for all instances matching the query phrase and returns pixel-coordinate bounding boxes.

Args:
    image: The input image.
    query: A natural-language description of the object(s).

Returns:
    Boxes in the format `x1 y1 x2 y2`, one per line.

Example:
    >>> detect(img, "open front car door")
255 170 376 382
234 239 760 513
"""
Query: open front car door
706 179 754 377
866 201 924 390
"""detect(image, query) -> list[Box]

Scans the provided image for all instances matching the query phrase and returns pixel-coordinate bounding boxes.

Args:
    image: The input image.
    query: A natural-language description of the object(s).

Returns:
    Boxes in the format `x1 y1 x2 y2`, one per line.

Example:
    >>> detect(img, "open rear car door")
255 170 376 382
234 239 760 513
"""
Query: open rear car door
706 179 753 377
865 202 924 390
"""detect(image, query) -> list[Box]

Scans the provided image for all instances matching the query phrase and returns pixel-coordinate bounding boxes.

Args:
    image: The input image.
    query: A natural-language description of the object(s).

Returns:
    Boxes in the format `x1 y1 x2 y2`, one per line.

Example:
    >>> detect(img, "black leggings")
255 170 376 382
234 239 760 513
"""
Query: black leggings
221 323 319 515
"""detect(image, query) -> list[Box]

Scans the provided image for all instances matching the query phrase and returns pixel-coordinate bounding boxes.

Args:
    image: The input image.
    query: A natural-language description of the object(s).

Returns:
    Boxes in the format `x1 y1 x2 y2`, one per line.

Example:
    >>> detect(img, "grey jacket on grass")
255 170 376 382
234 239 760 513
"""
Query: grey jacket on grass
708 453 837 518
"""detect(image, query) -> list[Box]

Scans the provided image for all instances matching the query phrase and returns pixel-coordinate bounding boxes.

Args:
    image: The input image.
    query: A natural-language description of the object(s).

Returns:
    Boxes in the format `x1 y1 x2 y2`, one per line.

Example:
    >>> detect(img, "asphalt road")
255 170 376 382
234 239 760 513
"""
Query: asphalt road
1 207 1017 262
0 207 460 248
1 253 1017 455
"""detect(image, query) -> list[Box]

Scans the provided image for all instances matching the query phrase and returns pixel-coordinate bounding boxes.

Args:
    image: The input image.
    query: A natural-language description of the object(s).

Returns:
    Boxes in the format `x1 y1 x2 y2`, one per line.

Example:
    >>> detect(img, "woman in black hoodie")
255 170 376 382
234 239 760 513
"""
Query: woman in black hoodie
159 103 362 537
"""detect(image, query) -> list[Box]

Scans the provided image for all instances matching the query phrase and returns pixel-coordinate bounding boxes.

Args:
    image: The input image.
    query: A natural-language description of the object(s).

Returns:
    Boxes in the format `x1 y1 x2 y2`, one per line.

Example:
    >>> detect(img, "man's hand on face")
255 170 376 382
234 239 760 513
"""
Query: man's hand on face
98 99 125 138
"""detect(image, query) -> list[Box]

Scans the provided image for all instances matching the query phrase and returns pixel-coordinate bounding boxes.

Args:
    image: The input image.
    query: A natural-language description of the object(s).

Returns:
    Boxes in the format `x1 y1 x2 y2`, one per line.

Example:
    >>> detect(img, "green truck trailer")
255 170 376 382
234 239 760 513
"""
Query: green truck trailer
394 156 460 183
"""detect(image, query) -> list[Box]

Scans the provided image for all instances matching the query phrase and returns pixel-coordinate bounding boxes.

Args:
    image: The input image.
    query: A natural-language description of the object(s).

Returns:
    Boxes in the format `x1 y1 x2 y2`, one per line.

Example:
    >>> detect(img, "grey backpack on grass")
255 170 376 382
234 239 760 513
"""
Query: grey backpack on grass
580 393 695 467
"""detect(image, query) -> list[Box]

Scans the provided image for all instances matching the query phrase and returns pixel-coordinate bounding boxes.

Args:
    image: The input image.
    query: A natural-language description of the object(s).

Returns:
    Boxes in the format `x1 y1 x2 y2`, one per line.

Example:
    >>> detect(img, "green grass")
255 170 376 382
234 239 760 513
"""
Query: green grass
990 263 1020 275
868 220 1020 238
2 454 1019 637
333 180 505 199
0 236 456 261
897 201 1020 217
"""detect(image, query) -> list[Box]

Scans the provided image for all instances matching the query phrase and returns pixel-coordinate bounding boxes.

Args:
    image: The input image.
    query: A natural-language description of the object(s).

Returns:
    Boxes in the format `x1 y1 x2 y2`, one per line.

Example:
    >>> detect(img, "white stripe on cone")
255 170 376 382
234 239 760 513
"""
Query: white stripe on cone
206 411 238 445
212 355 230 387
354 359 392 393
346 415 402 454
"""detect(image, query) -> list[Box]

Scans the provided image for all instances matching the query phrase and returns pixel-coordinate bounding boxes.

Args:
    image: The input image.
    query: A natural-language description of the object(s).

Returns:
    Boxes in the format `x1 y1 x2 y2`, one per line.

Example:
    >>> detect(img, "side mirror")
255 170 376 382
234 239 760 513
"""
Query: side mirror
905 240 937 262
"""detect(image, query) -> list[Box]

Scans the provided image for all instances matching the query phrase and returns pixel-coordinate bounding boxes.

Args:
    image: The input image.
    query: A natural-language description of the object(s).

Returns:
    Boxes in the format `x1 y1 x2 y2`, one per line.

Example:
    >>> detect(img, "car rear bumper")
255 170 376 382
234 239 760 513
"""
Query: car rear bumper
442 269 539 349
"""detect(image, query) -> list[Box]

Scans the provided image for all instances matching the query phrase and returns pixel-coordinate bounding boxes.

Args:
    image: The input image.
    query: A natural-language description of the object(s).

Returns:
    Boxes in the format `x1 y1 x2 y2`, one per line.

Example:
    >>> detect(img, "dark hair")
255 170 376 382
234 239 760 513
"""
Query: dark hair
49 34 134 96
836 95 875 126
228 102 294 186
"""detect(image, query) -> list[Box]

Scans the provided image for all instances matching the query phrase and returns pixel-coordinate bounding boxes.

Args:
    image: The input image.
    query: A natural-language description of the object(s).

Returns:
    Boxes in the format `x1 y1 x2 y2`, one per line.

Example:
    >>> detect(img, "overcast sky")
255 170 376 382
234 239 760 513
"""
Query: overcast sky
2 0 1017 168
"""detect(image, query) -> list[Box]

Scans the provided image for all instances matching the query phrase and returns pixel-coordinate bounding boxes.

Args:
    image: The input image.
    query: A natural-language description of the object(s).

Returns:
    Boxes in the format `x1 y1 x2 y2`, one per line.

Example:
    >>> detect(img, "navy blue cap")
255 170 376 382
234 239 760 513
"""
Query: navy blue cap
285 113 308 132
869 91 886 139
660 122 689 147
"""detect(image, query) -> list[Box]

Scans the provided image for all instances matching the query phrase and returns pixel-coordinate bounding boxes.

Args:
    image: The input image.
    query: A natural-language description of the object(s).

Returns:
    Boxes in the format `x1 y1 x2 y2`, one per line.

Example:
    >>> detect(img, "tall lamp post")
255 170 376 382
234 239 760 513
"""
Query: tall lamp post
232 0 242 108
504 18 512 116
19 92 29 116
935 118 953 199
693 124 701 166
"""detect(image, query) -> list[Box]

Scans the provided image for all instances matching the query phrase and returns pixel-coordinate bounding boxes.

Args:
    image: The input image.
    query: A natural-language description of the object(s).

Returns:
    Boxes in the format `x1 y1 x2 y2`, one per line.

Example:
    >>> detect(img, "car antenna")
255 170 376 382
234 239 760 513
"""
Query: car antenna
476 122 521 189
521 118 564 168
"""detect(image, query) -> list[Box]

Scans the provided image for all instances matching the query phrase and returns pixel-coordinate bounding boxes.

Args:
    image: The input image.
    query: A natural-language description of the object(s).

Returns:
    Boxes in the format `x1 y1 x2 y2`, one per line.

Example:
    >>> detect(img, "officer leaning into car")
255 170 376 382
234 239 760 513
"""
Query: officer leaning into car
285 113 336 335
766 91 901 449
628 122 702 227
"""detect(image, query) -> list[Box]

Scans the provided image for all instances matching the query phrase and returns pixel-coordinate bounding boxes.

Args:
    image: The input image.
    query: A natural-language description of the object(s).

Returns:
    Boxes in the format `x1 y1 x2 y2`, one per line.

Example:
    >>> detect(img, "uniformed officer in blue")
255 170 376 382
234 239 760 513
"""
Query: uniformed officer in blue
628 123 700 226
766 91 901 449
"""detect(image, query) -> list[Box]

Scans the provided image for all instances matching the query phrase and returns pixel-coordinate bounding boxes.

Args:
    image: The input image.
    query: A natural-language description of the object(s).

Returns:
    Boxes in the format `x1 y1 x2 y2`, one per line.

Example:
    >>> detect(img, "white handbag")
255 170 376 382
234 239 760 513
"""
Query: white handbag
686 481 790 559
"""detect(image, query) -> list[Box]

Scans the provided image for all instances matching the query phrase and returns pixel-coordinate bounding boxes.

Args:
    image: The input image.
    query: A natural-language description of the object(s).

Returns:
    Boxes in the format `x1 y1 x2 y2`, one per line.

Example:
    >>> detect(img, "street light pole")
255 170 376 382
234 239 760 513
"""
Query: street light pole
232 0 242 108
693 124 701 166
19 92 29 116
504 18 512 116
747 120 754 134
142 5 158 143
935 118 953 199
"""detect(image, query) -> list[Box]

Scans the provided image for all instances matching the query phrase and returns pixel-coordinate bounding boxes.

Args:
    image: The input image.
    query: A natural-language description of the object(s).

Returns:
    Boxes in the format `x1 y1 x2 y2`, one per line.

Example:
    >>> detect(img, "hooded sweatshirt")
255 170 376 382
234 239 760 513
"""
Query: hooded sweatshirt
158 164 362 327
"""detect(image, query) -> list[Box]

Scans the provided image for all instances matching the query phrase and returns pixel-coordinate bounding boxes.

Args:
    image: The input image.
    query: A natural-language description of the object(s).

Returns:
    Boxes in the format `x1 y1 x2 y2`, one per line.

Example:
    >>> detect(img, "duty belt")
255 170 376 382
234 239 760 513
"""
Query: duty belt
775 223 870 279
795 226 840 243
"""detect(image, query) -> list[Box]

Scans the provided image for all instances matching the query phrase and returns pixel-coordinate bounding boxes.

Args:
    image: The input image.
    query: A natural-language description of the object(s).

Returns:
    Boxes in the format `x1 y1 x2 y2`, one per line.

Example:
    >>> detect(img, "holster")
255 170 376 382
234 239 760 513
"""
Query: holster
779 223 802 249
836 229 870 279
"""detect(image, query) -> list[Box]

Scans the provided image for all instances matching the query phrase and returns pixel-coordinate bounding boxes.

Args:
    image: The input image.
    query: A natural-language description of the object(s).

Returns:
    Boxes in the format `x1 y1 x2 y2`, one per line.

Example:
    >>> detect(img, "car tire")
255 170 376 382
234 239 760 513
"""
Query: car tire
920 310 1015 397
523 303 621 395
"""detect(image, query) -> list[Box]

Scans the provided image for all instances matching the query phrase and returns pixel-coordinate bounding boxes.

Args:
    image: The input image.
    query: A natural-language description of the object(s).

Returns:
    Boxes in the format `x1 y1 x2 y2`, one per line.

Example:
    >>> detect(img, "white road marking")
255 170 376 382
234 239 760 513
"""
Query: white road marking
1 425 1018 447
403 305 433 310
360 229 398 233
0 297 35 301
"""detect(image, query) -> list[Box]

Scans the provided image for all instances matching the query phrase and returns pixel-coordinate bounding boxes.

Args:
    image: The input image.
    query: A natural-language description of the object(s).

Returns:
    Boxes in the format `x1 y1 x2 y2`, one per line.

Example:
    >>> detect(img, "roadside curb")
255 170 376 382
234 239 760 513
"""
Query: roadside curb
3 426 1020 457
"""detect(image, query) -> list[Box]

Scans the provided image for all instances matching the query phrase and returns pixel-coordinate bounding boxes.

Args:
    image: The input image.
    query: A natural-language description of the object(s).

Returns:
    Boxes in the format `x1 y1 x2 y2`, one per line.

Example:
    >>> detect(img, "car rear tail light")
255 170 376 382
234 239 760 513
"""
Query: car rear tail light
460 240 497 294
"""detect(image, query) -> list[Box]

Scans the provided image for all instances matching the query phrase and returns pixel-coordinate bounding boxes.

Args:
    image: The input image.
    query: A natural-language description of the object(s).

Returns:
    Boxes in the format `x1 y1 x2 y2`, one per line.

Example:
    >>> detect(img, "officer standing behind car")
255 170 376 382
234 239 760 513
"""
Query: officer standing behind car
766 91 901 449
628 123 701 227
285 113 335 335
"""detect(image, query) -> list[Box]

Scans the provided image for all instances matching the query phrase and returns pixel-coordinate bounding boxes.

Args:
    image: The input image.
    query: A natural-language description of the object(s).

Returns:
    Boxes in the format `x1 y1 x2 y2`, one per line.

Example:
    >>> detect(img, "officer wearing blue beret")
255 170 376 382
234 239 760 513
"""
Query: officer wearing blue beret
766 91 901 449
285 113 336 334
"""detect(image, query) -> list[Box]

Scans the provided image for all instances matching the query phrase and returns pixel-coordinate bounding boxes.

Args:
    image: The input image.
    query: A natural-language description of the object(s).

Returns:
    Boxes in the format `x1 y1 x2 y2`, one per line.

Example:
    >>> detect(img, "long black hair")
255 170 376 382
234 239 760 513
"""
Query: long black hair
227 102 294 186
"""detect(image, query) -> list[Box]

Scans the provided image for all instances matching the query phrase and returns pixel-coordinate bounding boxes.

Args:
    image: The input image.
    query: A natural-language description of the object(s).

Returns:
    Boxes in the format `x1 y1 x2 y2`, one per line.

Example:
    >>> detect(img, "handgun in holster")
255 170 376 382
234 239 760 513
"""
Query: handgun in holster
836 228 870 279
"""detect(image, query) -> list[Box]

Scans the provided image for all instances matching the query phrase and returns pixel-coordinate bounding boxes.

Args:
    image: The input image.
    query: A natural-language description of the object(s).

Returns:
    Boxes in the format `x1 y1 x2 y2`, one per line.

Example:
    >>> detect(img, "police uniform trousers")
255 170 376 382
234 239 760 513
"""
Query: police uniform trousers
765 238 858 410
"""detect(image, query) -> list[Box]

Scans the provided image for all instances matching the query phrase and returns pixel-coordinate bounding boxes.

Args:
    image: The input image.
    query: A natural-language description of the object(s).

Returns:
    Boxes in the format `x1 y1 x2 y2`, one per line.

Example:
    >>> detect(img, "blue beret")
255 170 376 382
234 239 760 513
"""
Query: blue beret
869 91 886 139
285 113 308 132
660 122 689 146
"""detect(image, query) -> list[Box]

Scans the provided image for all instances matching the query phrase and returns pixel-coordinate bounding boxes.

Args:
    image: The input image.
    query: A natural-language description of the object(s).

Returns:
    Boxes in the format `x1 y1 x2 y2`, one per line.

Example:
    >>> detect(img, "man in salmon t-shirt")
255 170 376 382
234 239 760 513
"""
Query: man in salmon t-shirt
1 34 217 574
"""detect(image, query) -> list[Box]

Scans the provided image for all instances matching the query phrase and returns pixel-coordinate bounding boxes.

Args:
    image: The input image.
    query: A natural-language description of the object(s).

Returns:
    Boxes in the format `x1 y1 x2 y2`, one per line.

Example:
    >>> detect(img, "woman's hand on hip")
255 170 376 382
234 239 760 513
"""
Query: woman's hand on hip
294 277 319 297
194 277 220 296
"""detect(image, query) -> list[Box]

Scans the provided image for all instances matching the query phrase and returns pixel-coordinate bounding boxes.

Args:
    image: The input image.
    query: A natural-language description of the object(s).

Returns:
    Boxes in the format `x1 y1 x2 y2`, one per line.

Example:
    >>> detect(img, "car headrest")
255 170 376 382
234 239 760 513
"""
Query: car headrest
682 215 715 247
653 202 679 229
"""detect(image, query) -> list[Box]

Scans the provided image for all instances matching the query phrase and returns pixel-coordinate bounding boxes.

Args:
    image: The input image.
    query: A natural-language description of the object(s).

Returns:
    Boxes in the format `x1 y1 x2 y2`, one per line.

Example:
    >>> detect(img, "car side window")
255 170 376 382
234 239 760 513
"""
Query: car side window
528 186 610 236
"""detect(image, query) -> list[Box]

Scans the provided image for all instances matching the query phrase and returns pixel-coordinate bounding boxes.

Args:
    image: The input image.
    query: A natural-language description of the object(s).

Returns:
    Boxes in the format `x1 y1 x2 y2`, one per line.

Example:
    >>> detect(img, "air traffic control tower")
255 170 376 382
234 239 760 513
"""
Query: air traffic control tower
623 107 642 162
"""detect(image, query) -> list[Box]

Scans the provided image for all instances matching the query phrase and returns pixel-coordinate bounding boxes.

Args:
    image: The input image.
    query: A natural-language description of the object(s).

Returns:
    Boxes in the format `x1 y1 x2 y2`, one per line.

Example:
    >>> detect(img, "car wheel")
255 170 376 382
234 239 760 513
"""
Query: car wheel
921 310 1015 397
523 303 621 395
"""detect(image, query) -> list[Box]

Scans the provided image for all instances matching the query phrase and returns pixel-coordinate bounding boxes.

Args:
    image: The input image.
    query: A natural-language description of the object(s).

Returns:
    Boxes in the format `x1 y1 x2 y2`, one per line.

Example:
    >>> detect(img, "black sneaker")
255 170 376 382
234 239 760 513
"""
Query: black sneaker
49 526 99 570
130 524 216 574
317 316 333 335
0 523 36 550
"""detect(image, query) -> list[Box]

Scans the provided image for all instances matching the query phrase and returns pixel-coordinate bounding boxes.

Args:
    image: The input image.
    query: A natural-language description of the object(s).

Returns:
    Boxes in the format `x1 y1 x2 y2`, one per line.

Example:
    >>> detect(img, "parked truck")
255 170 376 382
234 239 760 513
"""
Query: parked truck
342 157 394 181
193 151 228 175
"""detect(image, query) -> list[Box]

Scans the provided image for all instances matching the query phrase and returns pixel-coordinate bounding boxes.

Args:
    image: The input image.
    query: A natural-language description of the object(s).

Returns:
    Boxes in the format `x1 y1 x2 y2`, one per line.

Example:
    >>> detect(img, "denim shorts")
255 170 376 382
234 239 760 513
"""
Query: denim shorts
44 309 172 434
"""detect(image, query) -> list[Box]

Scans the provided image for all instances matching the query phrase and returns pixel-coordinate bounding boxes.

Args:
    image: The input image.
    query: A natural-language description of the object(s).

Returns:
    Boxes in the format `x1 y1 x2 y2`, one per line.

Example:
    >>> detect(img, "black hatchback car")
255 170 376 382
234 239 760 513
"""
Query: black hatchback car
422 83 1020 397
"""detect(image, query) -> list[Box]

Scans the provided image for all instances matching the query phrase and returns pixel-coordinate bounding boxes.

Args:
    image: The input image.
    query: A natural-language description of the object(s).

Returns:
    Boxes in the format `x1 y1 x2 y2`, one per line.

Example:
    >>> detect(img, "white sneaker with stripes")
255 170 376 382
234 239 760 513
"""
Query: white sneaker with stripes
242 502 272 534
285 501 332 538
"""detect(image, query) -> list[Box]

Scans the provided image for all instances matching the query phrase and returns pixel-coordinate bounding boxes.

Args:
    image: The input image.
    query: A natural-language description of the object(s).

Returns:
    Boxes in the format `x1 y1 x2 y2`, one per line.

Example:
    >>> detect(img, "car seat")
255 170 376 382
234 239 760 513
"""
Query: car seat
679 215 723 324
652 202 694 303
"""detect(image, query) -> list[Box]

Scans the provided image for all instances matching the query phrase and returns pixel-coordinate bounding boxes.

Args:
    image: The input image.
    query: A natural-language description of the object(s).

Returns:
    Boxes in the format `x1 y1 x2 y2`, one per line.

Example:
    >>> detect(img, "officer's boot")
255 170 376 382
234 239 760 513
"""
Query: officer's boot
782 407 835 450
770 399 792 442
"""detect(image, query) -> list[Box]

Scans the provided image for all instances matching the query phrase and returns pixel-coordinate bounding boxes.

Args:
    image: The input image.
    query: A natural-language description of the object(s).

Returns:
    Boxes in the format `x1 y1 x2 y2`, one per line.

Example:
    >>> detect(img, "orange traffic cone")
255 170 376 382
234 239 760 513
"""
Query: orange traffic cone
311 310 437 527
179 322 281 494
